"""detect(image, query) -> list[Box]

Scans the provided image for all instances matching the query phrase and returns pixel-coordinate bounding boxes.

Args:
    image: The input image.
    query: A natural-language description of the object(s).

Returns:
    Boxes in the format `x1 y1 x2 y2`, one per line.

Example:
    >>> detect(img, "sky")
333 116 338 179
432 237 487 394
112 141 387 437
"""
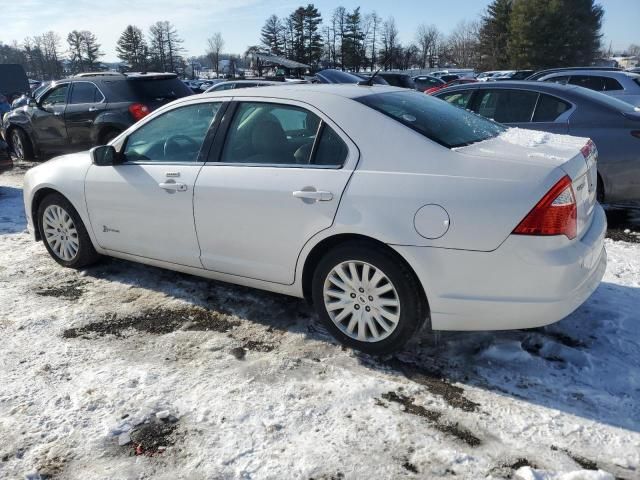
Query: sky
1 0 638 62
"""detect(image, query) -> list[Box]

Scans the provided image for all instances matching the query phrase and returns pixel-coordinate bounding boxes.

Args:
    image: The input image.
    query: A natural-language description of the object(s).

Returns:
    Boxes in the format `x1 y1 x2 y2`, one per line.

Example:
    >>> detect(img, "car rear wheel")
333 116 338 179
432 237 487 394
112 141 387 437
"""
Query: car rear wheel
38 193 100 268
10 128 34 161
311 242 427 354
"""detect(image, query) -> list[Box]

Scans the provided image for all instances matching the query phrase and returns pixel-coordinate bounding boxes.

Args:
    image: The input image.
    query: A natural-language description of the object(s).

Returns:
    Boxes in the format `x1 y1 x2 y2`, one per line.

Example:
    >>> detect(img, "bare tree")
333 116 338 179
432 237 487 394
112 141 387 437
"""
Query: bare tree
367 12 381 71
207 33 225 78
446 20 481 68
381 17 399 69
416 24 440 69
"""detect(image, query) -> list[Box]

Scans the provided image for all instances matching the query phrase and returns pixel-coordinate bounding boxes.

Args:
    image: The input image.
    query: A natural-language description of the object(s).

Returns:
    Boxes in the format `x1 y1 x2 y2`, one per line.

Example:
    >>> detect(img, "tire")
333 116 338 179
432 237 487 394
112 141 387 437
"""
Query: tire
10 128 35 161
100 129 122 145
311 241 428 355
37 193 100 269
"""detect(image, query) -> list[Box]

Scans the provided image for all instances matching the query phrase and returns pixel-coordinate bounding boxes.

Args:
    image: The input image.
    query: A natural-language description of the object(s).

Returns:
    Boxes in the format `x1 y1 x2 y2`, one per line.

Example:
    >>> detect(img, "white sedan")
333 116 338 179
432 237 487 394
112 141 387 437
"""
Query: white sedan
22 85 607 354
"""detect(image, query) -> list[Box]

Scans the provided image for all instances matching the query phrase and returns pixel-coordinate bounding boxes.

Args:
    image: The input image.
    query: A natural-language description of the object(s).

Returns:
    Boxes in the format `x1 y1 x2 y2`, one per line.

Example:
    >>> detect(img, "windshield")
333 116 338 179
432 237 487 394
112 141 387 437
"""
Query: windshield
355 91 505 148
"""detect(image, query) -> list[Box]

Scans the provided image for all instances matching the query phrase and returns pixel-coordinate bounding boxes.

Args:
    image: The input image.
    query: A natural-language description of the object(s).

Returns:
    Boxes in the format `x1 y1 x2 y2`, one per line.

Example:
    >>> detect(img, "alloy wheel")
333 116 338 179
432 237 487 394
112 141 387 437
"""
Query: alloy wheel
42 205 80 261
323 260 401 342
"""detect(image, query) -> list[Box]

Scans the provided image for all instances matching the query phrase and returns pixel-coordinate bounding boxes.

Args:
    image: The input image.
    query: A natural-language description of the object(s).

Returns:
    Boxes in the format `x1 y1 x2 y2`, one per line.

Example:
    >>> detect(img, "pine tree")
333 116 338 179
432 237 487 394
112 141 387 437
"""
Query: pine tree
478 0 512 70
508 0 603 69
303 4 323 66
261 15 284 56
342 8 365 71
116 25 148 71
82 31 103 71
148 21 184 72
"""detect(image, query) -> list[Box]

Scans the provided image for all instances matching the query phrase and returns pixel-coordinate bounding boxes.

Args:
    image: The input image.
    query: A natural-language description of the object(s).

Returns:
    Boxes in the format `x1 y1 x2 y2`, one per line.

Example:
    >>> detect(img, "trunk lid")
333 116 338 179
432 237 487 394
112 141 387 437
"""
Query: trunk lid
456 128 598 239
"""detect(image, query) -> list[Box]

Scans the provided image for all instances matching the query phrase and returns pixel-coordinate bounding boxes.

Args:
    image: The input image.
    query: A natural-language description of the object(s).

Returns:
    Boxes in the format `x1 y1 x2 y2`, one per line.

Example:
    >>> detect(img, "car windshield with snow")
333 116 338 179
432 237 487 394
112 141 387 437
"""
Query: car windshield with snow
22 84 606 354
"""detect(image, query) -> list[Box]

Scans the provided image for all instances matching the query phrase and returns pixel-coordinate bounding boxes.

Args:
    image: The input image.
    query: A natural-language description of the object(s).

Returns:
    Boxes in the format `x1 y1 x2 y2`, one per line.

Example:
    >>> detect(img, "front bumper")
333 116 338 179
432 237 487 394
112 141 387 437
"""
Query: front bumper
393 203 608 331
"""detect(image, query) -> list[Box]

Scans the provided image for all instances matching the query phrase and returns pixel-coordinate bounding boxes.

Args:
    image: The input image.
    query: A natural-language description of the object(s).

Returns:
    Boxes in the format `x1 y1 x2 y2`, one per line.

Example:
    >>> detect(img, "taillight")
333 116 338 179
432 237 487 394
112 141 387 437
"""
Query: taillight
513 175 577 240
631 130 640 139
128 103 150 122
580 139 596 158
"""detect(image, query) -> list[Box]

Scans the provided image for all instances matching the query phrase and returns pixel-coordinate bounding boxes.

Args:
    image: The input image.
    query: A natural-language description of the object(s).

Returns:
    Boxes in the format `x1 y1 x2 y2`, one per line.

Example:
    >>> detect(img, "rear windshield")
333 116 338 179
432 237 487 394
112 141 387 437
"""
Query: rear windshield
572 84 639 112
128 78 192 102
355 91 505 148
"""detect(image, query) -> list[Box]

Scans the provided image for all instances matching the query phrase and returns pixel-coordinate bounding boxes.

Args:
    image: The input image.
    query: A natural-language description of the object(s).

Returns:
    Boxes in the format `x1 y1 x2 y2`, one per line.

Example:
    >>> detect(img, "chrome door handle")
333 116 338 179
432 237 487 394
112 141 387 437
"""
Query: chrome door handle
159 182 188 192
53 111 62 116
88 106 98 112
293 190 333 201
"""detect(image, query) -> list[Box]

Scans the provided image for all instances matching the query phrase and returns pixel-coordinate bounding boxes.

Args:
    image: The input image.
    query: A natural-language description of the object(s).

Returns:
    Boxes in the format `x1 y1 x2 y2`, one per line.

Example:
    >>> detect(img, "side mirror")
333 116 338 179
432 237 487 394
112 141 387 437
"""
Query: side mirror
90 145 118 166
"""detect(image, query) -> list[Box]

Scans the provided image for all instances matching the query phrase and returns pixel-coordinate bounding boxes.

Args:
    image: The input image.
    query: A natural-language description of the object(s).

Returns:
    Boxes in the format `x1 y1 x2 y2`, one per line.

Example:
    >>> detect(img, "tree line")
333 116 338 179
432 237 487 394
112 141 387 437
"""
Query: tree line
0 0 624 80
254 0 607 71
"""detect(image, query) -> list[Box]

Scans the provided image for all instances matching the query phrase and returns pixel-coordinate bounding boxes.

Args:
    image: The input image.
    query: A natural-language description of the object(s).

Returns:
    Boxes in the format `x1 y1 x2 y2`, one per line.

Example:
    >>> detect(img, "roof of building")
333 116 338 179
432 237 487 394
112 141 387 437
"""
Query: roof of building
250 53 310 69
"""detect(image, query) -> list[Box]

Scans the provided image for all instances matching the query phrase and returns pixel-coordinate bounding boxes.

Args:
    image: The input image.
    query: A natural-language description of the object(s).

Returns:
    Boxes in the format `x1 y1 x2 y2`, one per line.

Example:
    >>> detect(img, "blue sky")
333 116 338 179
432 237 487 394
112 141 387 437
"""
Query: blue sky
1 0 638 61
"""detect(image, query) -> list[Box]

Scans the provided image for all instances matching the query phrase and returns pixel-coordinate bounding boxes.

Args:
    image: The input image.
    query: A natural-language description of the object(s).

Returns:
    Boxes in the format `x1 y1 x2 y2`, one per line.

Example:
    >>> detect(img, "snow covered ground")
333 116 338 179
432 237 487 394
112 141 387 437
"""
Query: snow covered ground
1 164 639 480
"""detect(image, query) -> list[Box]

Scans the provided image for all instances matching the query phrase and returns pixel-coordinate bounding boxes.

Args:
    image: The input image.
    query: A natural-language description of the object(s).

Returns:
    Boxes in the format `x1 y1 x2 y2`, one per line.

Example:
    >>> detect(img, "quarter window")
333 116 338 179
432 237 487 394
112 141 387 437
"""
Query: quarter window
602 77 623 91
532 94 571 122
70 82 104 104
474 90 539 123
123 102 220 163
568 75 605 91
545 75 570 85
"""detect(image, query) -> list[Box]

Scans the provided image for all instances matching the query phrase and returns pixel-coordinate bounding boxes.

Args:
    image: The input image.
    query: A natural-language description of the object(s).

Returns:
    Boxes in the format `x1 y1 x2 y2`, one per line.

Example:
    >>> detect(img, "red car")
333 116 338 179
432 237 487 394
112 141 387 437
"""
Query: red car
425 78 478 95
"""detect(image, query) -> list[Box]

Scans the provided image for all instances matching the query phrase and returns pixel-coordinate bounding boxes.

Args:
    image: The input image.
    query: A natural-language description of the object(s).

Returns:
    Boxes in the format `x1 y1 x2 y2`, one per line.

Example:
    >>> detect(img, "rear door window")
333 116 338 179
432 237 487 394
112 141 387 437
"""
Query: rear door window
568 75 605 91
69 82 104 104
473 90 539 123
532 94 571 122
220 102 322 165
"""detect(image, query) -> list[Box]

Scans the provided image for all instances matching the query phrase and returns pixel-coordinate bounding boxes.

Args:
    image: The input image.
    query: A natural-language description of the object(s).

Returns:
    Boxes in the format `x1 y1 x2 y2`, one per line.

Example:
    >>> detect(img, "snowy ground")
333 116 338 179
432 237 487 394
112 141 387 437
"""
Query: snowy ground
1 163 639 480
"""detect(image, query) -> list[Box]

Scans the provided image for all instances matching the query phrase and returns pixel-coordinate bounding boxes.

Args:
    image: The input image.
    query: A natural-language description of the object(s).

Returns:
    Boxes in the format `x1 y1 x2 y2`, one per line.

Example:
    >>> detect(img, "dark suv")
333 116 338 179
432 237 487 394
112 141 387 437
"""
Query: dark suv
1 72 192 161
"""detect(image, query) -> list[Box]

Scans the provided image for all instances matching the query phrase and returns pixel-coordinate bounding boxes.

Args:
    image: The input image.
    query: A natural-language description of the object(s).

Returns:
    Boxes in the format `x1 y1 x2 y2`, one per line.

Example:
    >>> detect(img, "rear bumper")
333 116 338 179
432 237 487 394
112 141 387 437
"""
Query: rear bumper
393 203 607 331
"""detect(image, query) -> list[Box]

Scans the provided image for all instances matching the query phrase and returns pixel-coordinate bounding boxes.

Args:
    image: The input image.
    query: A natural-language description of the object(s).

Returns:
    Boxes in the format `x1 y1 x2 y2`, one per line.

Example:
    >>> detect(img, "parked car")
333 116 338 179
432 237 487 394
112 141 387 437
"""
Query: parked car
413 75 445 91
424 78 477 94
23 85 605 354
433 80 640 203
492 70 535 81
0 64 30 103
537 70 640 106
627 67 640 74
204 80 281 93
526 66 622 81
314 69 363 84
437 74 461 83
377 72 416 89
352 73 390 85
476 71 505 82
1 72 192 161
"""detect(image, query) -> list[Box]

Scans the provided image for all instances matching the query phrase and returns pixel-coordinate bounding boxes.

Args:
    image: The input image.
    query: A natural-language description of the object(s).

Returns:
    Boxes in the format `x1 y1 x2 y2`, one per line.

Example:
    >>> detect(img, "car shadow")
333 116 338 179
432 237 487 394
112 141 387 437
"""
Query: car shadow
78 255 640 434
0 185 27 234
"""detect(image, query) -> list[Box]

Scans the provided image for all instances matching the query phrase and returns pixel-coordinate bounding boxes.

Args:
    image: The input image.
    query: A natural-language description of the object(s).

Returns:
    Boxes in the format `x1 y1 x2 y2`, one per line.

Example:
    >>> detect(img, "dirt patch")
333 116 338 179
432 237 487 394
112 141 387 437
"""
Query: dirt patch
402 460 419 473
606 208 640 243
488 458 537 478
35 456 66 479
380 391 481 447
36 280 85 300
129 420 177 456
387 359 480 413
63 306 239 338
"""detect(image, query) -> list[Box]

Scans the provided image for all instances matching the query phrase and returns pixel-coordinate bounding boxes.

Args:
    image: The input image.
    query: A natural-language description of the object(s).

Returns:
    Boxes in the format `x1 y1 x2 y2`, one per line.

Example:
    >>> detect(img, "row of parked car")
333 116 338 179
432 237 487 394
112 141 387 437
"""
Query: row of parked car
2 64 639 204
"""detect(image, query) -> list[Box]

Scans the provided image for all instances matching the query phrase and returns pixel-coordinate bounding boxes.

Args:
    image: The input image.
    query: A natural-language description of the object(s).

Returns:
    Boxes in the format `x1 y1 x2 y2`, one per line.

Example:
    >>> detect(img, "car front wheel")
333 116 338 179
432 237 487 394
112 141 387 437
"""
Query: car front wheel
37 193 100 268
10 128 34 161
311 242 427 354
